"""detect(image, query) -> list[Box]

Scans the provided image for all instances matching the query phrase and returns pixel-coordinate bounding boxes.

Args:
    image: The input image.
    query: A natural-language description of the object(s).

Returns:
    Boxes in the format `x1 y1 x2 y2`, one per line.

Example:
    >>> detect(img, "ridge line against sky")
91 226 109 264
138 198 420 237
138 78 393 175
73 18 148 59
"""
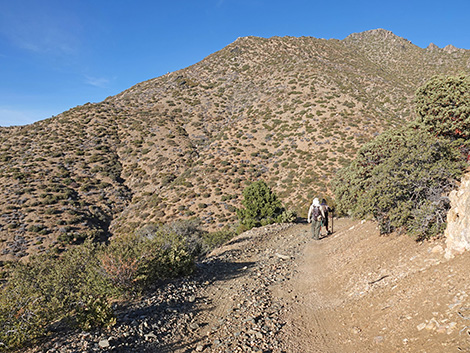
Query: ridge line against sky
1 0 469 127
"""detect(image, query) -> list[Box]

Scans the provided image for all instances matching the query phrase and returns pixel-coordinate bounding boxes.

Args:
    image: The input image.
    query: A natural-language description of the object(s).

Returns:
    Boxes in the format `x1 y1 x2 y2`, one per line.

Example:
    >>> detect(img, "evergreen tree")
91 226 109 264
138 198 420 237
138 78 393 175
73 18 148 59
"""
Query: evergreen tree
333 126 465 237
237 180 284 230
333 74 470 238
415 74 470 140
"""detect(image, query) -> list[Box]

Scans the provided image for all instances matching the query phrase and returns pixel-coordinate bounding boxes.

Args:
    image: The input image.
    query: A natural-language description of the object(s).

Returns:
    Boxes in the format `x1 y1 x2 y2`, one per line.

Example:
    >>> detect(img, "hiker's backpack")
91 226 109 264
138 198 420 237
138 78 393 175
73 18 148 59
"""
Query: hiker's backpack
312 206 322 221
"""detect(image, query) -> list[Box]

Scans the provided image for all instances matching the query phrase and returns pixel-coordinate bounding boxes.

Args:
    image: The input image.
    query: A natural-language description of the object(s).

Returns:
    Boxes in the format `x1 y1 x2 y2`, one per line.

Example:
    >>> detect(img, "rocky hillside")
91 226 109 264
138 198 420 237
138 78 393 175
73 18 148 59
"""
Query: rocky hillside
1 29 470 261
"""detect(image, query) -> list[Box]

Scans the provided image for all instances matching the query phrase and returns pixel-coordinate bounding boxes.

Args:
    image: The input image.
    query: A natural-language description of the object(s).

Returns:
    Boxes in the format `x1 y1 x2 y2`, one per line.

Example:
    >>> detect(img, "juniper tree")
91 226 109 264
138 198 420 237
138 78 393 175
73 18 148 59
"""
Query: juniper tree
333 74 470 238
333 126 465 237
236 180 284 230
415 74 470 140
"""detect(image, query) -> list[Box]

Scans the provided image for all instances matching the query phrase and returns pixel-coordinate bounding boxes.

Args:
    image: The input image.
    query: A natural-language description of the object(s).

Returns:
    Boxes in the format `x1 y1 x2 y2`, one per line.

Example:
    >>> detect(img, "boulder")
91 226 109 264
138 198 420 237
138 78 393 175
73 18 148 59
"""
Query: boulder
445 173 470 258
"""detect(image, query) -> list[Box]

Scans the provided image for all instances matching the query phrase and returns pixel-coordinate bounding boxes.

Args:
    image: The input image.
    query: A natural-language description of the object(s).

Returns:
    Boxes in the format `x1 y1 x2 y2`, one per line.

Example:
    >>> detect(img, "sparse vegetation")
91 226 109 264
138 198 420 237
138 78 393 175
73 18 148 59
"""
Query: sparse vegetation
1 32 470 349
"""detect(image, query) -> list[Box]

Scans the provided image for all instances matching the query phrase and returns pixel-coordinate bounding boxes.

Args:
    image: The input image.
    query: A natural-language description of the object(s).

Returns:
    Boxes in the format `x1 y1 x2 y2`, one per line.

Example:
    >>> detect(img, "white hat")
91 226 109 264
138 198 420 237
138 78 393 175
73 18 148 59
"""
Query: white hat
312 198 320 206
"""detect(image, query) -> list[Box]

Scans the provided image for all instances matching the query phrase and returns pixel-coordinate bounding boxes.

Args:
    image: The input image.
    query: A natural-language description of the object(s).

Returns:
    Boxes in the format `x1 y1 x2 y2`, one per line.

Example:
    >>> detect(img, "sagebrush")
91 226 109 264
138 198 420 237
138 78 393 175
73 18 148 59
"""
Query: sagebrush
0 219 235 350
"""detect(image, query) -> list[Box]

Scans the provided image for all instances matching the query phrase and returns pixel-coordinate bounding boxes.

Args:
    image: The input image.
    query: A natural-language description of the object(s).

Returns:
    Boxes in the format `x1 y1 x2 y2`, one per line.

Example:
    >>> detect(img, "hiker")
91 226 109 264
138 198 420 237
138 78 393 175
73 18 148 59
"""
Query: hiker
307 198 325 240
320 199 331 235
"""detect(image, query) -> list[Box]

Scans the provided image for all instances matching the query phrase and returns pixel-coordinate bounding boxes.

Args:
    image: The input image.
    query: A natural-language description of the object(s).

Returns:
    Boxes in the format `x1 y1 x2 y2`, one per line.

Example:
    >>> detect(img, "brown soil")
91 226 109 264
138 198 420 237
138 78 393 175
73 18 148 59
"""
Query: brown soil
190 218 470 352
23 218 470 352
276 219 470 352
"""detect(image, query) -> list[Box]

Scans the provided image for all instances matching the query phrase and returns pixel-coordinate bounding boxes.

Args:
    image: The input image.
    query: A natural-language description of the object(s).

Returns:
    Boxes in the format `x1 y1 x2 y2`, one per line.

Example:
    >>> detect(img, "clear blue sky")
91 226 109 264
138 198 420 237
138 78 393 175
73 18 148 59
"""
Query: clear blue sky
1 0 469 126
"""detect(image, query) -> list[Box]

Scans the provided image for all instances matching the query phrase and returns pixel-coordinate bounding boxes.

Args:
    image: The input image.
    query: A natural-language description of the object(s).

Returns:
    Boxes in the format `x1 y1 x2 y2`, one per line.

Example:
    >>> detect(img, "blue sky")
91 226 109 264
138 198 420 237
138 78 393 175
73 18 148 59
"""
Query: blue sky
1 0 469 127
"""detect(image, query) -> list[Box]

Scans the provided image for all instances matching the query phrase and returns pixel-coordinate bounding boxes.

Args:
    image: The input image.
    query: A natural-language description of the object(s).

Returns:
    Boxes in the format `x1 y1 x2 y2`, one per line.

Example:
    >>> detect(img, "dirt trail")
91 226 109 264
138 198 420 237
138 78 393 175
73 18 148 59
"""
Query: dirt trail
277 219 470 352
173 217 470 352
25 218 470 352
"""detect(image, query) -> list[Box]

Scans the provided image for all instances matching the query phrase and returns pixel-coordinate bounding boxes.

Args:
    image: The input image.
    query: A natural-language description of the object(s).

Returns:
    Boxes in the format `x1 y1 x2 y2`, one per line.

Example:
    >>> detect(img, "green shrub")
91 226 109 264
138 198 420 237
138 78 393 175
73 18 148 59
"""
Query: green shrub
159 219 206 257
202 229 236 249
236 180 290 230
332 125 466 237
74 295 116 331
105 227 195 288
277 209 297 223
0 223 199 350
0 242 116 349
158 219 236 254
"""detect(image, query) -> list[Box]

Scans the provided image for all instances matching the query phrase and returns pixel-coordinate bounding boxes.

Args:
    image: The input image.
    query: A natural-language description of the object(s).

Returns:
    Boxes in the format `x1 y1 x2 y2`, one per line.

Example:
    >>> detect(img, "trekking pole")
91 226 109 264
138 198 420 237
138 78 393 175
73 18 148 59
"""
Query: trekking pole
331 209 334 234
330 210 334 234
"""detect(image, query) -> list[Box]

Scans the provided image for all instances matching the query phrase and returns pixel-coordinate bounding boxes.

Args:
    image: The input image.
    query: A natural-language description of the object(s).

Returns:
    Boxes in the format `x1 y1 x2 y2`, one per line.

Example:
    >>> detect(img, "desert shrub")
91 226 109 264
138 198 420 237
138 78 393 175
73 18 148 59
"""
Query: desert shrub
100 250 139 292
0 242 116 349
236 180 293 231
0 223 199 350
277 209 297 223
158 219 202 238
57 232 75 243
157 219 236 255
159 219 207 256
161 173 176 186
104 226 195 289
332 125 466 237
202 228 237 250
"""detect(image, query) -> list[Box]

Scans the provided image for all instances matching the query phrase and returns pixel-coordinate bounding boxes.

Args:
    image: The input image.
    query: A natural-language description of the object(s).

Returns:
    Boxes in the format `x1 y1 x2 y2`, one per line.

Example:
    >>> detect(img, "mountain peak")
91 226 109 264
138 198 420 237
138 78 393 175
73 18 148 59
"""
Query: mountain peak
427 43 440 51
1 30 470 262
343 28 413 46
443 44 463 53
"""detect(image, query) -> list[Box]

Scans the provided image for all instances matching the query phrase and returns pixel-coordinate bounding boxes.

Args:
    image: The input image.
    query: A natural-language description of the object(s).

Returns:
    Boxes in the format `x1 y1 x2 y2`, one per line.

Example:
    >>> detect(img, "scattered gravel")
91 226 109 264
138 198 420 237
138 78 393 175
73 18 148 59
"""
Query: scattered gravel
26 222 309 353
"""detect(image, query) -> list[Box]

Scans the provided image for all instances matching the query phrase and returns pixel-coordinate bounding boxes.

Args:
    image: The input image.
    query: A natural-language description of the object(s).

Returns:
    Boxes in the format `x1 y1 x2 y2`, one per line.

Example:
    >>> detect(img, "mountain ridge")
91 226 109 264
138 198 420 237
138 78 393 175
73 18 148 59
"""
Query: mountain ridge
1 29 470 261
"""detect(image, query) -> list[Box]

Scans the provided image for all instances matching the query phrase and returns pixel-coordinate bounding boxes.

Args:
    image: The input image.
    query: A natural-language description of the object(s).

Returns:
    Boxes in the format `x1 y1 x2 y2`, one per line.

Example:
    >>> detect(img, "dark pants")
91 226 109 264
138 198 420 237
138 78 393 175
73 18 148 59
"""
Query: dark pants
311 220 321 240
323 214 329 231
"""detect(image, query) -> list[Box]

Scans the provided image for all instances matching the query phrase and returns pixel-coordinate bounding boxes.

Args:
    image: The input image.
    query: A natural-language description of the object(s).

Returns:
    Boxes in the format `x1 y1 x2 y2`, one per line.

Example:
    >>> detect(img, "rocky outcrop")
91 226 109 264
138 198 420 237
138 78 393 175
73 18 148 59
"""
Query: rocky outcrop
426 43 439 51
443 44 464 54
445 173 470 258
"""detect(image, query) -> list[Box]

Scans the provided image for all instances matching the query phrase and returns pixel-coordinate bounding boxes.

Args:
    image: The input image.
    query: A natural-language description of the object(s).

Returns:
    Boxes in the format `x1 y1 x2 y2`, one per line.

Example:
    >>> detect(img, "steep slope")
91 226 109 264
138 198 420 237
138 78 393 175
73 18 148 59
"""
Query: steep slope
1 29 470 261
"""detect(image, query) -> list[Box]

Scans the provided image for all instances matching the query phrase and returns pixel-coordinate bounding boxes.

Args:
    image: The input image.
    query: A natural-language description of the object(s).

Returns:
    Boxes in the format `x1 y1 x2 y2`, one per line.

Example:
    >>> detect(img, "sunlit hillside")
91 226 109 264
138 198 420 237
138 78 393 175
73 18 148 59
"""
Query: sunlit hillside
1 29 470 261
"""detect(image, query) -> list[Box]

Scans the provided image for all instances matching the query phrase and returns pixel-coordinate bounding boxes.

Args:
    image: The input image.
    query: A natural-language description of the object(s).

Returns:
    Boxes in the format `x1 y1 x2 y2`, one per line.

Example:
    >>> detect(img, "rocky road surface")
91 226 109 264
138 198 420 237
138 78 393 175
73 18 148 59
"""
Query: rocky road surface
27 218 470 352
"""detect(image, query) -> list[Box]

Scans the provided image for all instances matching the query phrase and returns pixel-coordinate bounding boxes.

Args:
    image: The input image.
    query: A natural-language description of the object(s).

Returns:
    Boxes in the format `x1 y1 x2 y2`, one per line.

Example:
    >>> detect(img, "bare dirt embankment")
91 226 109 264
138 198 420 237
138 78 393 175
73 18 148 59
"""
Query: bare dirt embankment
28 218 470 352
278 219 470 352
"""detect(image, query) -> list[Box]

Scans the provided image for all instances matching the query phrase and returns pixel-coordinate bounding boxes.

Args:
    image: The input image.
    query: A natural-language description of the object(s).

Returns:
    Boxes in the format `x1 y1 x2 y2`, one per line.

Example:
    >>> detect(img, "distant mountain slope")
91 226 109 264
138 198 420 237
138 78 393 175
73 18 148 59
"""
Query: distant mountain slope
1 29 470 261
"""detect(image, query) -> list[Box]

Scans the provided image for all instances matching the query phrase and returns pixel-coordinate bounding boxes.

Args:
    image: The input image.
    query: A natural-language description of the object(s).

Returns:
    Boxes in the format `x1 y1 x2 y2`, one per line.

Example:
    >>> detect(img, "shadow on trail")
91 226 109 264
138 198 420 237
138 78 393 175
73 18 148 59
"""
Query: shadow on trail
107 257 256 353
144 258 256 353
223 234 252 247
197 258 256 284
